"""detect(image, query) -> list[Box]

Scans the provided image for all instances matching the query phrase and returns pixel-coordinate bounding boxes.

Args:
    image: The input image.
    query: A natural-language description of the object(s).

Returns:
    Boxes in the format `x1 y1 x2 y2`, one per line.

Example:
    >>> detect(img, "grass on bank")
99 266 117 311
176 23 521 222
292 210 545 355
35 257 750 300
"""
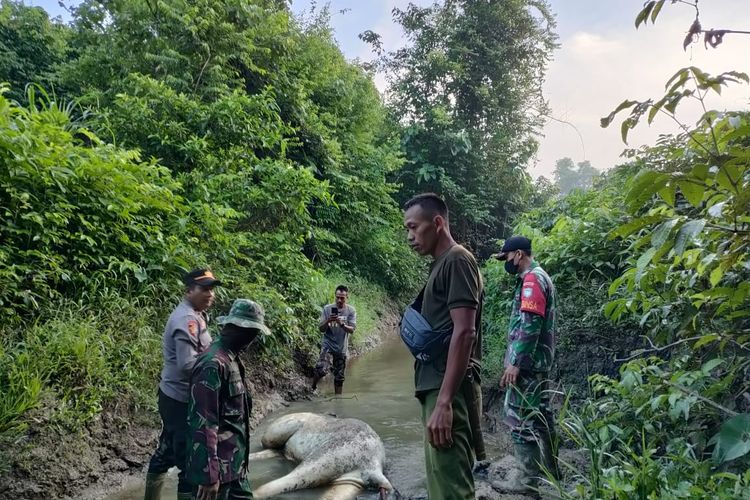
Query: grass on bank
0 270 393 454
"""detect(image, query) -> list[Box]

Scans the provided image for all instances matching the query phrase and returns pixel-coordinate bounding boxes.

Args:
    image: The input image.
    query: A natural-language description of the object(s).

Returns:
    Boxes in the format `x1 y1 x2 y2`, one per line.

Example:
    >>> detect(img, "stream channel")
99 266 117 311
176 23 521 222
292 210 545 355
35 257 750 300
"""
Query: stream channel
107 331 509 499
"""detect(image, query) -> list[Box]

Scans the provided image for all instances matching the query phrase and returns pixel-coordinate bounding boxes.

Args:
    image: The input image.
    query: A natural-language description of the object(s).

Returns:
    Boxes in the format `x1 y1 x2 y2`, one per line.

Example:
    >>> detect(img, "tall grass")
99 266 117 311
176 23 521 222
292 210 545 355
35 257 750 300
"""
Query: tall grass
0 270 395 448
0 285 169 441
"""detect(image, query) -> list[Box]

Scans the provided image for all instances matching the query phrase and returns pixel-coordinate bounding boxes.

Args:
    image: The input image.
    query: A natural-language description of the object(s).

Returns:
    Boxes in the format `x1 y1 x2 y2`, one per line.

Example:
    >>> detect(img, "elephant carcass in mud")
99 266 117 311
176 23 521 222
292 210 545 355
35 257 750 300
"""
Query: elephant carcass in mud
249 412 393 500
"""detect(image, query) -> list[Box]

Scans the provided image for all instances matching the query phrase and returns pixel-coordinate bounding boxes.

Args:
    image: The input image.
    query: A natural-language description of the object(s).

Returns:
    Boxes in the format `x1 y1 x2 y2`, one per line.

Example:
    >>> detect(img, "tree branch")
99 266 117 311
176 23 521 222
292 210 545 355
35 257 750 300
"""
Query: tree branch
666 381 738 417
614 335 703 362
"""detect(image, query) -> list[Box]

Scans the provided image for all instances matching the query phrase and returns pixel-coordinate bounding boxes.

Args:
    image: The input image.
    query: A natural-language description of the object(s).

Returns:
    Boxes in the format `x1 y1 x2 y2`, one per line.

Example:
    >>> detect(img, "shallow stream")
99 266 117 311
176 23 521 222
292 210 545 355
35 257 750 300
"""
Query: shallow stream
107 332 509 499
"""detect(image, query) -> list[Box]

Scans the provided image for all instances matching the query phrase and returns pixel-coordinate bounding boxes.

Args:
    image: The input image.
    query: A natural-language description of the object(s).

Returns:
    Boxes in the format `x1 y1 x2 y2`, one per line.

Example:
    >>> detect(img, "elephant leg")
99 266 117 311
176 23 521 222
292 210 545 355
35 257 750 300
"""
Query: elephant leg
247 449 283 461
253 463 330 499
320 473 366 500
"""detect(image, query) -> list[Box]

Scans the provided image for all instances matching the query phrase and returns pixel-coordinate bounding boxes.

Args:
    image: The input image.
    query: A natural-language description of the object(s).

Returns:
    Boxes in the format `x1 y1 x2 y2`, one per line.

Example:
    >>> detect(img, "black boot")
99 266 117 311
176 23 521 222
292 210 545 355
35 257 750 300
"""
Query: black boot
491 442 541 498
334 384 343 395
144 472 167 500
540 429 562 481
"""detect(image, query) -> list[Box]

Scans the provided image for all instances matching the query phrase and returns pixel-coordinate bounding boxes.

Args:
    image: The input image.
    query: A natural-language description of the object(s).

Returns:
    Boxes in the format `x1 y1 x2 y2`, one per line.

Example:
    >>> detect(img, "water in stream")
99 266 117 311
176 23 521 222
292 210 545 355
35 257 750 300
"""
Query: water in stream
107 332 509 499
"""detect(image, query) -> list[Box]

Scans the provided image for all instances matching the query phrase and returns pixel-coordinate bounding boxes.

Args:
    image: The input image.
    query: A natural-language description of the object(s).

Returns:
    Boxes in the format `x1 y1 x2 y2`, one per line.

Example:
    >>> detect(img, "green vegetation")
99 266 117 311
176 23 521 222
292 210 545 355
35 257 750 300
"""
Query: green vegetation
372 0 558 254
482 167 637 384
482 3 750 496
0 0 425 444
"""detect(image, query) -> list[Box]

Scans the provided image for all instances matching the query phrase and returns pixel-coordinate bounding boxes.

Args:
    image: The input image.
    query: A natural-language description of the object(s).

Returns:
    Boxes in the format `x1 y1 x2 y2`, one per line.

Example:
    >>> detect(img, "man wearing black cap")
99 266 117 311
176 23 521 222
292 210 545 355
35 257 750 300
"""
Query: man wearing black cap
492 237 560 496
145 268 222 500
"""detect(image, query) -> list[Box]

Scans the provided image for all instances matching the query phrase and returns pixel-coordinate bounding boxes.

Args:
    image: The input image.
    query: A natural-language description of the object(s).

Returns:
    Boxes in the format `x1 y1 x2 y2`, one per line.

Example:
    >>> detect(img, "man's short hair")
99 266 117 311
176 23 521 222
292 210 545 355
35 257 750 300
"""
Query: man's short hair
335 285 348 294
403 193 449 220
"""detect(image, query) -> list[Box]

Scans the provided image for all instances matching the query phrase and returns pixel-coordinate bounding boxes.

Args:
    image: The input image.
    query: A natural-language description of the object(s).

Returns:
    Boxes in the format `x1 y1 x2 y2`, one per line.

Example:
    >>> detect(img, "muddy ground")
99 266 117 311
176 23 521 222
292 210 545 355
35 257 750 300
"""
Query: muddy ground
0 316 637 500
0 307 398 500
0 356 316 500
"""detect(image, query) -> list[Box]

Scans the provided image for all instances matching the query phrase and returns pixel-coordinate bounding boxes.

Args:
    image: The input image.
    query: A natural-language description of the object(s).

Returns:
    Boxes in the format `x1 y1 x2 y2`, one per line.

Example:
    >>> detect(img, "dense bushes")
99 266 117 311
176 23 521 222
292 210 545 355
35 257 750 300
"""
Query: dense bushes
0 0 422 444
0 87 181 318
481 89 750 495
481 167 638 384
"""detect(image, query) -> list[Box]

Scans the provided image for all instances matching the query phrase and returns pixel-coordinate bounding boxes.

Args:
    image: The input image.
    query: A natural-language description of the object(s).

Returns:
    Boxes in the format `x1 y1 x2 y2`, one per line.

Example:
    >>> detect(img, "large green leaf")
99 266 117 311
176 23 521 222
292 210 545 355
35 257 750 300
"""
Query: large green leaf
651 218 679 249
673 219 705 256
677 180 705 207
658 184 675 206
637 247 657 271
626 170 670 211
610 214 664 239
716 163 744 194
711 414 750 464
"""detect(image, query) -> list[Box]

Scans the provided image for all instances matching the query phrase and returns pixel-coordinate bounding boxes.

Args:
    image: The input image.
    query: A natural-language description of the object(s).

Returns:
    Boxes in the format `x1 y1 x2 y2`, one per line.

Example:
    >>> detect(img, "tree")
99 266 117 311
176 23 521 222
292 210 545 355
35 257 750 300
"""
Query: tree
53 0 422 296
553 157 601 195
0 1 68 103
376 0 558 253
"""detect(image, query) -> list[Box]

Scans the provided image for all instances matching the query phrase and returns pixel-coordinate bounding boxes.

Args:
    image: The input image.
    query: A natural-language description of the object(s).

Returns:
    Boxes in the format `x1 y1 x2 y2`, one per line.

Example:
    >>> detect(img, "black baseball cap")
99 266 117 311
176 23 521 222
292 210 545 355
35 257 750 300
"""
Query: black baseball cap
496 236 532 260
183 268 222 287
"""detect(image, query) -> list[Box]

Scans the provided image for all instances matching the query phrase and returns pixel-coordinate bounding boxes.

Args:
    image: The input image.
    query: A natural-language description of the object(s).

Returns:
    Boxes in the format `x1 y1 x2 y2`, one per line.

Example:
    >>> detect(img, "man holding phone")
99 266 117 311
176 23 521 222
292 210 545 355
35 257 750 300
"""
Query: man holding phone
311 285 356 395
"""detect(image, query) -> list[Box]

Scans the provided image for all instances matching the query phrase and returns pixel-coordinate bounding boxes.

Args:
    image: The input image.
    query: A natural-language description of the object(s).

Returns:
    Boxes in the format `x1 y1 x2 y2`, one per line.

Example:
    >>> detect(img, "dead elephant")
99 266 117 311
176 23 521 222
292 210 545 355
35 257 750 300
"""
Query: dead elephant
249 412 394 499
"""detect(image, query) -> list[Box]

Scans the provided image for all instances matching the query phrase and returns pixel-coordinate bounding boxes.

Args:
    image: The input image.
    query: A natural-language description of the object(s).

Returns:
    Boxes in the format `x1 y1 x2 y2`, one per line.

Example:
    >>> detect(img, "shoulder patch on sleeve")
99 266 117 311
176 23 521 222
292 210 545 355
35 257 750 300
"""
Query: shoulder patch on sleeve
187 319 198 337
520 273 546 317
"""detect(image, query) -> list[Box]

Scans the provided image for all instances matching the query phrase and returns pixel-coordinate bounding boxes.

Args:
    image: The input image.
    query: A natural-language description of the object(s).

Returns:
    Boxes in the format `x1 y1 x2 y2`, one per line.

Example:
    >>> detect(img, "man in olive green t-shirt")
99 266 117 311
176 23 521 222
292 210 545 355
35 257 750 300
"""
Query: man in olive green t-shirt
403 193 484 500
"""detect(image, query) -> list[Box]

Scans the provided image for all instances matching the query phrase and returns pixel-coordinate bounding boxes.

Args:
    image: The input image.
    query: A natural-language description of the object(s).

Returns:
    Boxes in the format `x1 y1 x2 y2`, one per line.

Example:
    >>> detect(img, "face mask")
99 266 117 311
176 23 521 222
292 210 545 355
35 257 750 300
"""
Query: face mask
222 325 260 352
504 260 519 274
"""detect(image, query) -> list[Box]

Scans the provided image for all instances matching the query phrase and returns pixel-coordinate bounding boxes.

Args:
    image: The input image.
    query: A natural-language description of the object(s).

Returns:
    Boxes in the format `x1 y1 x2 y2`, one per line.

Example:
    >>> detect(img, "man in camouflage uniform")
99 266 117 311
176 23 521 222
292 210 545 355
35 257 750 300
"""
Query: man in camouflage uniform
311 285 357 395
145 269 222 500
493 236 560 496
187 299 270 500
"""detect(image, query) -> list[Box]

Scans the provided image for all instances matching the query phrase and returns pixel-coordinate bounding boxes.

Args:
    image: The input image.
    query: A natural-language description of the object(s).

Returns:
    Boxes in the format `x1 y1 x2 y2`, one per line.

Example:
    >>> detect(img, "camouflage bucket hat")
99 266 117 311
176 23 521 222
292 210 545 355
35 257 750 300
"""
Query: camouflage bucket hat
217 299 271 335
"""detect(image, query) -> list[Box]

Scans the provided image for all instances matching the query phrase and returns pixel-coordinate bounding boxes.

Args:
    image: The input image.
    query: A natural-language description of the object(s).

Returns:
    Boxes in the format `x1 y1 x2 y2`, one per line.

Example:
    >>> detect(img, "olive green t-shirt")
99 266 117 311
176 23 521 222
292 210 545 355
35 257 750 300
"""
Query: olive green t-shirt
415 244 483 395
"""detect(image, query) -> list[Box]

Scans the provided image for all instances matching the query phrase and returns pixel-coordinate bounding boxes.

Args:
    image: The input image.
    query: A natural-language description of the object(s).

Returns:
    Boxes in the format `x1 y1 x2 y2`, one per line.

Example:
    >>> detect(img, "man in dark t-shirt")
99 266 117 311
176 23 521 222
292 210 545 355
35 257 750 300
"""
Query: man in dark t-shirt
403 193 484 500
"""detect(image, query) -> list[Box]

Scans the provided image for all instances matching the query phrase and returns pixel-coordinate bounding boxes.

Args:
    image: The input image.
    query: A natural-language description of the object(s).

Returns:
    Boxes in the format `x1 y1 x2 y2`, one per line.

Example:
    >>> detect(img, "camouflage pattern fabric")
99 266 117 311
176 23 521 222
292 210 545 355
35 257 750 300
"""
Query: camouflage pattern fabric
504 262 556 373
503 261 557 444
313 346 347 385
187 339 251 487
192 477 254 500
503 371 555 444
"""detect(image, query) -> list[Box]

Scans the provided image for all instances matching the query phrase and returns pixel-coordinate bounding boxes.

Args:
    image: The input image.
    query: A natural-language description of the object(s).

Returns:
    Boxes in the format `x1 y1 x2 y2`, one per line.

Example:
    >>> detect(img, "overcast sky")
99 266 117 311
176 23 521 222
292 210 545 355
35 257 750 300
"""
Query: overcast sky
32 0 750 178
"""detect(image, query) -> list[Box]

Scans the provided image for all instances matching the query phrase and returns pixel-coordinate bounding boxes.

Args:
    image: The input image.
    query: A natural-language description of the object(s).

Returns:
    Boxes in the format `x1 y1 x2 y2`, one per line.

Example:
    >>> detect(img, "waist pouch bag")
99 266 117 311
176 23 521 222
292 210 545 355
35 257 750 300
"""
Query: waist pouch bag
399 287 452 363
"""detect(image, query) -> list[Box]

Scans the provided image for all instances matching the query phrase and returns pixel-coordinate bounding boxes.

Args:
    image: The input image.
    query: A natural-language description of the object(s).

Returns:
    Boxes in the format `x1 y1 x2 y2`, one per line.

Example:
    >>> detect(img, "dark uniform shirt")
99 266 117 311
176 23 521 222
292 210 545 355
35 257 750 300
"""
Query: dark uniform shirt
415 244 483 395
504 261 557 372
186 339 251 486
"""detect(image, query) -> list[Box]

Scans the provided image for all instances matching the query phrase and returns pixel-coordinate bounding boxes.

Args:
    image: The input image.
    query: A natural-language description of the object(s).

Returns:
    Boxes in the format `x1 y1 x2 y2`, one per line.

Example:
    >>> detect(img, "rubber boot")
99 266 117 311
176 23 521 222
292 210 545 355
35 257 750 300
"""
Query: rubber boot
144 472 167 500
312 374 322 390
540 430 562 481
334 384 343 395
491 442 540 498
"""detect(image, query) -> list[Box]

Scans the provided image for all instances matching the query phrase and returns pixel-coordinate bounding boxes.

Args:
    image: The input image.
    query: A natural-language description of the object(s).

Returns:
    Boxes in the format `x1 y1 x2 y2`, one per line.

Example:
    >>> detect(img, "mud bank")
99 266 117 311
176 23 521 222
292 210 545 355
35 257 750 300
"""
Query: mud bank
0 309 399 500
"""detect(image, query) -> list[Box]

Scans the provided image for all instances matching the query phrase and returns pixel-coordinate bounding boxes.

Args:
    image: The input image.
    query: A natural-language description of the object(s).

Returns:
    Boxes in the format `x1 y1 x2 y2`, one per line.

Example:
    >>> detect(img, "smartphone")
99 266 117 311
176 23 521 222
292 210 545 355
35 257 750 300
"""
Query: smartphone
331 306 339 315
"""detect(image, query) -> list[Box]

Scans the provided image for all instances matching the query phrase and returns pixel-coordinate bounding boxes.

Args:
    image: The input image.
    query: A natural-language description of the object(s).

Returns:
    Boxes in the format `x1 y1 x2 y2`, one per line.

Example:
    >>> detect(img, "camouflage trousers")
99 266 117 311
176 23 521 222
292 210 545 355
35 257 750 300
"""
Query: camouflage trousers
503 371 556 444
314 347 347 385
192 477 253 499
